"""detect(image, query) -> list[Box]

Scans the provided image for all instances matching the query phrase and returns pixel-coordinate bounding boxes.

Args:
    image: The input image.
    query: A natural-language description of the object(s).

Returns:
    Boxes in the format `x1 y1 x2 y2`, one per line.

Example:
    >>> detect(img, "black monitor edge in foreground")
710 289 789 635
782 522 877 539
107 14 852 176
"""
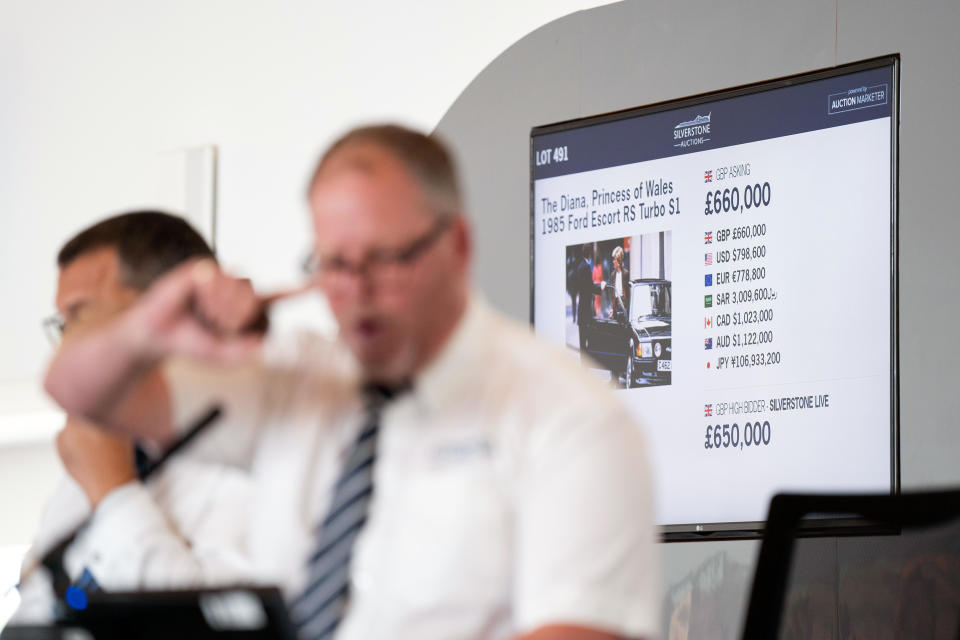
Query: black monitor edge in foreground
741 490 960 639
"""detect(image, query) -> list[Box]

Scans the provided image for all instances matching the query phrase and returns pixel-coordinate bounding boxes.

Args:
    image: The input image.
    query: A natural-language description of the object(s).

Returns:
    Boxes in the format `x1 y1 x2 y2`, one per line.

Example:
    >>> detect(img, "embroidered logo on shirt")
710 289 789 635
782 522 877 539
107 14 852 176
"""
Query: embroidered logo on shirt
432 438 493 463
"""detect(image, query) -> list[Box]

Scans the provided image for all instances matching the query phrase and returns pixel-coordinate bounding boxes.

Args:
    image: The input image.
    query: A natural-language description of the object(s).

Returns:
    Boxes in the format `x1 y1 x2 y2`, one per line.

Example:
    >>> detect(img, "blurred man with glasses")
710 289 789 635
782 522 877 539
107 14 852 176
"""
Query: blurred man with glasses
44 126 658 640
15 211 252 623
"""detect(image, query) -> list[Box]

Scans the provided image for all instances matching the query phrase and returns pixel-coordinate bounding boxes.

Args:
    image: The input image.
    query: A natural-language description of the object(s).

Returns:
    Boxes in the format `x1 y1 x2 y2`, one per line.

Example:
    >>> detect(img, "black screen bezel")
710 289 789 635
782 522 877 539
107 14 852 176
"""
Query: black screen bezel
529 55 900 540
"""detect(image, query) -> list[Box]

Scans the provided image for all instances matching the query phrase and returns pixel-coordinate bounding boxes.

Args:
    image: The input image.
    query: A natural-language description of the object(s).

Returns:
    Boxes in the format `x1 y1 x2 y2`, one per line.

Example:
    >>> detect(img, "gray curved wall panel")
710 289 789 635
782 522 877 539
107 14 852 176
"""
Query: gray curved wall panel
437 0 835 322
436 1 960 637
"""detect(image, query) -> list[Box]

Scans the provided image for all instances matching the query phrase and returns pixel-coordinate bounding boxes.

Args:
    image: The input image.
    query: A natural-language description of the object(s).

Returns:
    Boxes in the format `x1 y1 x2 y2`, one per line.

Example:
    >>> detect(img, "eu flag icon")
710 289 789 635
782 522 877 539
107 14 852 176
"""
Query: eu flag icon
705 274 713 287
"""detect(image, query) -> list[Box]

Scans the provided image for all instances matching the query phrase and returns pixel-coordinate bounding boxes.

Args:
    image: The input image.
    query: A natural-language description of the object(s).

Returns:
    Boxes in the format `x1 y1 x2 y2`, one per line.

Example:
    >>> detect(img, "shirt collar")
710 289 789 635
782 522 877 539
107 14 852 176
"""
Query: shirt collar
412 291 488 415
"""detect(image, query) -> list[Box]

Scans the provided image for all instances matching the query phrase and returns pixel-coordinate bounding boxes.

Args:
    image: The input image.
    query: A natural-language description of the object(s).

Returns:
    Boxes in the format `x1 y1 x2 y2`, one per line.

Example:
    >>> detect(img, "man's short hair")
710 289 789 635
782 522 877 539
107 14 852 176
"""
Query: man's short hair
57 210 214 291
308 124 463 218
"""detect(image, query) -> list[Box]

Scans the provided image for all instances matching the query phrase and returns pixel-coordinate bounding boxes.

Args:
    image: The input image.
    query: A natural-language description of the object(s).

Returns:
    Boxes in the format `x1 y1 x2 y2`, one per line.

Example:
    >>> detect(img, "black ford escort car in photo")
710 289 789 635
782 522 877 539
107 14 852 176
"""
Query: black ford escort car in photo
580 279 672 388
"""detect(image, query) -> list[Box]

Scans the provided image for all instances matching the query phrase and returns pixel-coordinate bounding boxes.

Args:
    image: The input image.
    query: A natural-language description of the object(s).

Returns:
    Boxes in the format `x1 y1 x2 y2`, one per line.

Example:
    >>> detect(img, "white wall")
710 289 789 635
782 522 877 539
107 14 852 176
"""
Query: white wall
0 0 611 575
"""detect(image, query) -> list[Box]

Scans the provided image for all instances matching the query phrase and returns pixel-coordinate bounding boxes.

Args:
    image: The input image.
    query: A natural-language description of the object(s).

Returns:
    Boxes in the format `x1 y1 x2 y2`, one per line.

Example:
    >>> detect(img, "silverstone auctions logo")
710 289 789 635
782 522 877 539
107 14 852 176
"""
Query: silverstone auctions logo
673 112 712 148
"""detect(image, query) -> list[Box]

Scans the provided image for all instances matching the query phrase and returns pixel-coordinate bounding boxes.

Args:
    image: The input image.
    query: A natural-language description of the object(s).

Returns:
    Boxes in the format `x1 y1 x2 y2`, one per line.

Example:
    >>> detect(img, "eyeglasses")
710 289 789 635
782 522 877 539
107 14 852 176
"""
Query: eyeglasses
303 216 452 288
42 313 66 347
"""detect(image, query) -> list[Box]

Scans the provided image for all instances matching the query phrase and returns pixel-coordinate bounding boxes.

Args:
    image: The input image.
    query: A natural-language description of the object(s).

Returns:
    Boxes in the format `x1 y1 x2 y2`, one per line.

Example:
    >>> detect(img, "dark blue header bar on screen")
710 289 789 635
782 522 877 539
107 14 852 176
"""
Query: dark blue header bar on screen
532 65 893 180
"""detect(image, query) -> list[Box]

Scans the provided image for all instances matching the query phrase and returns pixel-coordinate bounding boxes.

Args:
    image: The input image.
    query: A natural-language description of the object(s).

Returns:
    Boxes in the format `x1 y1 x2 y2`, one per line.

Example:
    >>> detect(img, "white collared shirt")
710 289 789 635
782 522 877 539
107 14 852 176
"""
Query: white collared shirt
98 294 659 639
13 457 252 624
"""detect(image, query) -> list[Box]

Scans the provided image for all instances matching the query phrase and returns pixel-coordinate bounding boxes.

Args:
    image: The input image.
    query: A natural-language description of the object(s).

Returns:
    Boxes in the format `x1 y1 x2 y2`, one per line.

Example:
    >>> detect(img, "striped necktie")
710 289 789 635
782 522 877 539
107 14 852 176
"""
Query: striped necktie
290 384 402 640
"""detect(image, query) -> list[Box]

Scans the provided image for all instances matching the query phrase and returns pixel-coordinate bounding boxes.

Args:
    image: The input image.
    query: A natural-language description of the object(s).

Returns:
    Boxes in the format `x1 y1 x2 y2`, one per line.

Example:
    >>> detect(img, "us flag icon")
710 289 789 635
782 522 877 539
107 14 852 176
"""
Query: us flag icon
705 253 713 266
704 170 713 183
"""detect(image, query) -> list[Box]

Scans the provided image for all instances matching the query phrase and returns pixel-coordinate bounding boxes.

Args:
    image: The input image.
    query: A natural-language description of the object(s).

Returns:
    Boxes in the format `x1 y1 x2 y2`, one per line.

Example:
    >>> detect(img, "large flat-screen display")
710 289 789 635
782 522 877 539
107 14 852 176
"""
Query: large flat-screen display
530 56 899 536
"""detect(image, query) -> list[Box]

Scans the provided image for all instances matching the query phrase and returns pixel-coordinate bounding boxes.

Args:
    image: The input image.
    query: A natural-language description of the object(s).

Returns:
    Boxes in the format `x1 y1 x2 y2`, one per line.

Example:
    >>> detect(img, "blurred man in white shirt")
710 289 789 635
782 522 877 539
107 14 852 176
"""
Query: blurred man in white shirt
15 212 253 623
44 126 659 640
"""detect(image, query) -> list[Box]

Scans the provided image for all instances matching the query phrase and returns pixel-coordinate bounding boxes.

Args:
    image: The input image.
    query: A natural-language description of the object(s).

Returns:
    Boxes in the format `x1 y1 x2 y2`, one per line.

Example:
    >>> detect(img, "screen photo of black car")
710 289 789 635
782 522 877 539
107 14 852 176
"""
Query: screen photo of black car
565 231 672 388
